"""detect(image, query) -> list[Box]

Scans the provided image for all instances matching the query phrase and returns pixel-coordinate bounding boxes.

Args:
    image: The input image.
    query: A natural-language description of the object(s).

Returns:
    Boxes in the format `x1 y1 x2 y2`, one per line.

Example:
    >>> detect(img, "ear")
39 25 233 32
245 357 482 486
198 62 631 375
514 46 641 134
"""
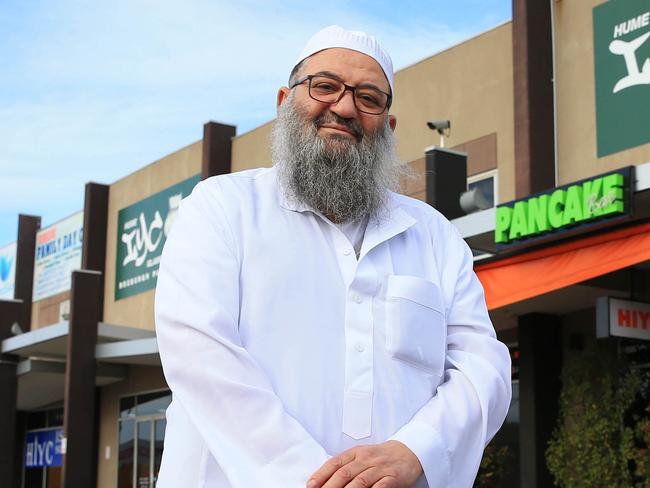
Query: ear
277 87 290 111
388 115 397 132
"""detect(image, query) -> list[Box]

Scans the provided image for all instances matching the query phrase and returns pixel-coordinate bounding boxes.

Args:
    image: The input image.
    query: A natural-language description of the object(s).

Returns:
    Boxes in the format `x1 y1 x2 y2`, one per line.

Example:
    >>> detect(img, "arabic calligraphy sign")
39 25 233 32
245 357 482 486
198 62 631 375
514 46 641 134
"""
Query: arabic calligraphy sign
593 0 650 156
115 175 200 300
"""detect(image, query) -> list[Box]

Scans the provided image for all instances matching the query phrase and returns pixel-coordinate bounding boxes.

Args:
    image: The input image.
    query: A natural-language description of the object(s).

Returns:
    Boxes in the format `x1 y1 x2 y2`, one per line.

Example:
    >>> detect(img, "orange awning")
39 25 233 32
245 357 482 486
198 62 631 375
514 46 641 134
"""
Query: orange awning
475 222 650 310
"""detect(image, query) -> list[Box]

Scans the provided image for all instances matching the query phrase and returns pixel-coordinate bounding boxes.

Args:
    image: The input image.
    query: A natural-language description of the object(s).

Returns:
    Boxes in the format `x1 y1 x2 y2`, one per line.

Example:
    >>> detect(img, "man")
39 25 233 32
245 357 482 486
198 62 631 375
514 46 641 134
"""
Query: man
155 26 511 488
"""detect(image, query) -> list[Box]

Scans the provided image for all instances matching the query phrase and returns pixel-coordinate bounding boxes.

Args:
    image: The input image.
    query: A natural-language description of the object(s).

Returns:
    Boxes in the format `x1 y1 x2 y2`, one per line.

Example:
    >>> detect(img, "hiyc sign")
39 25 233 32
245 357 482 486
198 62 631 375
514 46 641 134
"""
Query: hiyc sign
597 296 650 341
25 428 64 468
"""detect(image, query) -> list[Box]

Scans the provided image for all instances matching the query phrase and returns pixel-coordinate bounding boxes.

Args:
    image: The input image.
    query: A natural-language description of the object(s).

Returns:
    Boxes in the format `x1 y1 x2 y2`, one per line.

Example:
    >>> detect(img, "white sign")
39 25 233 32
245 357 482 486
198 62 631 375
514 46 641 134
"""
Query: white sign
609 29 650 93
0 242 17 300
597 296 650 341
33 212 84 302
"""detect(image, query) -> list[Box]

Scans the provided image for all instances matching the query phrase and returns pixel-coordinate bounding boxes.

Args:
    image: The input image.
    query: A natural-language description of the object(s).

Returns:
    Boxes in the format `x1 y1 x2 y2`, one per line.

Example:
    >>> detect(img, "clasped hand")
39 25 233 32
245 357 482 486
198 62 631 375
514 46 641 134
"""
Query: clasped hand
307 440 423 488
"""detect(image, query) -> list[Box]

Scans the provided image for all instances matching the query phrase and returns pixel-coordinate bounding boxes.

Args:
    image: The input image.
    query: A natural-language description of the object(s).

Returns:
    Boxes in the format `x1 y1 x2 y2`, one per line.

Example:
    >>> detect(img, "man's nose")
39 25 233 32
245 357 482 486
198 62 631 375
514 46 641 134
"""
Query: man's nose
329 89 359 119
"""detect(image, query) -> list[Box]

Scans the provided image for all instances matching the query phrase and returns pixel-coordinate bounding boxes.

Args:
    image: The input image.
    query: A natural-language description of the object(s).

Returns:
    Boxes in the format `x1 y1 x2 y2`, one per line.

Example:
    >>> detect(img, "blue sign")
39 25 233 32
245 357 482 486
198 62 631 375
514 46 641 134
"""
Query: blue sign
0 242 16 300
25 428 64 468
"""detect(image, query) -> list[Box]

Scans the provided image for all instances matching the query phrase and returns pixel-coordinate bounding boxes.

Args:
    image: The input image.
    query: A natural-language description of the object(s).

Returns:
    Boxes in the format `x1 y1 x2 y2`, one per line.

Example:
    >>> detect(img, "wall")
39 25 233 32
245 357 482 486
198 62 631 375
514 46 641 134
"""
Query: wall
554 0 650 184
31 291 70 330
103 141 202 330
231 120 274 172
391 23 515 203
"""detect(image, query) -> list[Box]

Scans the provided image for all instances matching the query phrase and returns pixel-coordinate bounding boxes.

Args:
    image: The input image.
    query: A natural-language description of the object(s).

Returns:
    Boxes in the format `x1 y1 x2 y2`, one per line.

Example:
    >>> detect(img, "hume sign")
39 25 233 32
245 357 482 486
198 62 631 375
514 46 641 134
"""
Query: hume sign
495 167 633 248
593 0 650 156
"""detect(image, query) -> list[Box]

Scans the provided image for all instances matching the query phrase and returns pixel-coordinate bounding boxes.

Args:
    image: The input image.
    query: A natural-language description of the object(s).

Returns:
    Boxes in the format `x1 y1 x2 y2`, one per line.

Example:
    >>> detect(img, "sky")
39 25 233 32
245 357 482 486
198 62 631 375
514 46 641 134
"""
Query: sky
0 0 511 247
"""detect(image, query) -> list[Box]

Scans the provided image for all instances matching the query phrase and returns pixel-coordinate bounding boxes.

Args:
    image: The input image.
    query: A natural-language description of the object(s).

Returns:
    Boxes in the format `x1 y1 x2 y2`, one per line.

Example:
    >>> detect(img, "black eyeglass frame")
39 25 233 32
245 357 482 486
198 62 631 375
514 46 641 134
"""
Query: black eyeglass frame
289 74 393 115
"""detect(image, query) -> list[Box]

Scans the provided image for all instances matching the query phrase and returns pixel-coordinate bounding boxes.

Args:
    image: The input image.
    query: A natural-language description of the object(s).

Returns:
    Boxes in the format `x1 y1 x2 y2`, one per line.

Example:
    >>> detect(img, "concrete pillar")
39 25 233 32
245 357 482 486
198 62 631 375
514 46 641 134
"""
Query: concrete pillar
82 182 109 319
425 147 468 220
518 313 562 488
512 0 555 198
201 121 236 179
0 299 23 487
14 215 40 331
61 270 102 488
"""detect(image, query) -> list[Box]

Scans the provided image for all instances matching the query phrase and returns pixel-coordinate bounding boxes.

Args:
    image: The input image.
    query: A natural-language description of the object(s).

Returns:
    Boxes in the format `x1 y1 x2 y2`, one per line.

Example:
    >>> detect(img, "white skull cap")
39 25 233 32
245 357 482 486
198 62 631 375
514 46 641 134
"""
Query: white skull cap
294 25 394 94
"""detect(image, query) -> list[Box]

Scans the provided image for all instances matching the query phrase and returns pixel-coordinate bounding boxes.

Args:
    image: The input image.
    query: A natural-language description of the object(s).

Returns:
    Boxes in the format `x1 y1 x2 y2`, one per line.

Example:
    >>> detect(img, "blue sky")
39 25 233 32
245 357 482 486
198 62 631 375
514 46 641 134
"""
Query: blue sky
0 0 511 247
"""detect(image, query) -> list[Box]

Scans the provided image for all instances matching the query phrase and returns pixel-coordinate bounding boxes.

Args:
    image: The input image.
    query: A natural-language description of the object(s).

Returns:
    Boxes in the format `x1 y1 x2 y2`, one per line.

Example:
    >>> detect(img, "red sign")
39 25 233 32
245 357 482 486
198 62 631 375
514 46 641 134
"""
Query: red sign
597 297 650 341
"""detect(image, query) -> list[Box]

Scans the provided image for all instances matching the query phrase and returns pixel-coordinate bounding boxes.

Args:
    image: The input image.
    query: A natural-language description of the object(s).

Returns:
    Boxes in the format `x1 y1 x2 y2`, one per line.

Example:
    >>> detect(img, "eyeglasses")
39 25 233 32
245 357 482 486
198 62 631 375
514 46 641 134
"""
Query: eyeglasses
289 74 392 115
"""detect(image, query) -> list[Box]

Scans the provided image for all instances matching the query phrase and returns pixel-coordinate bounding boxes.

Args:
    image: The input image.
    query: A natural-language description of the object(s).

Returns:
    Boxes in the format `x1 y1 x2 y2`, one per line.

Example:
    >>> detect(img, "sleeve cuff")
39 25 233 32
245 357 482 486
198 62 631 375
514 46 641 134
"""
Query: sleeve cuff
389 419 451 488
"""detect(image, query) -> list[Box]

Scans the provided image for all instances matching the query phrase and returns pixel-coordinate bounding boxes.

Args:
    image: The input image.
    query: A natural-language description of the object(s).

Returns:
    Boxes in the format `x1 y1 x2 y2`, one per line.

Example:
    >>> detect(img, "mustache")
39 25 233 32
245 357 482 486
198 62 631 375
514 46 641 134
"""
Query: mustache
313 112 363 141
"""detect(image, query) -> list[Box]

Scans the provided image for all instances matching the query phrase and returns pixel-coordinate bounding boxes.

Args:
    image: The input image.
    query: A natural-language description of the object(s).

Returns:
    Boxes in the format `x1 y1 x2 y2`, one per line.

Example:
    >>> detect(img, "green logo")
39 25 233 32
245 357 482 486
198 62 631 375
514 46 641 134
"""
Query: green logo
593 0 650 157
115 175 200 300
495 168 632 246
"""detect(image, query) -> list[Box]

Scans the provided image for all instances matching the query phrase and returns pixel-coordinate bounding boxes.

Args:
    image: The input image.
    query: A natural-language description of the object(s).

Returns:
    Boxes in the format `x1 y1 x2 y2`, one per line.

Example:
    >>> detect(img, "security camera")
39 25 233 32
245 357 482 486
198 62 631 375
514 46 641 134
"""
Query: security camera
426 120 451 133
426 120 451 148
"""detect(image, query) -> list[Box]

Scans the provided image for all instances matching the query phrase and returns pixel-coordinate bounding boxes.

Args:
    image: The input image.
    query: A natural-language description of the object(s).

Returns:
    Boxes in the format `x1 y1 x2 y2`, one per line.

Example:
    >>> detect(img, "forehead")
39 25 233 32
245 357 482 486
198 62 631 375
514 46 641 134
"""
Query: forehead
301 48 390 92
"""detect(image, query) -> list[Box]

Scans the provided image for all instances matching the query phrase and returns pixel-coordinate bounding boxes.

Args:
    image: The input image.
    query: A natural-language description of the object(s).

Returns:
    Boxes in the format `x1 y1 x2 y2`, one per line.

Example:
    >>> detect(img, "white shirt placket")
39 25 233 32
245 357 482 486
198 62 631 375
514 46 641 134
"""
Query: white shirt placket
328 224 377 440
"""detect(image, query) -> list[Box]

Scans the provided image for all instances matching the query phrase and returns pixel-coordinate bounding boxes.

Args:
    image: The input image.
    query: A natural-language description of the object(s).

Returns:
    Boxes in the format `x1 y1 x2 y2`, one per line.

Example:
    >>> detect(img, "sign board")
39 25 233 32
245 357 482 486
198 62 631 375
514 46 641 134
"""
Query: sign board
495 167 633 249
593 0 650 157
115 175 200 300
0 241 17 299
33 212 84 302
597 296 650 341
25 428 64 468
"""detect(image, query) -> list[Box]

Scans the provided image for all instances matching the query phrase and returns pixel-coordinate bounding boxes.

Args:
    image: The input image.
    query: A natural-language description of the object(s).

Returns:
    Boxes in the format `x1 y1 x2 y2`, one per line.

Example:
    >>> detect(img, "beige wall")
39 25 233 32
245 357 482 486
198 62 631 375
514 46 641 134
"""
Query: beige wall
554 0 650 185
103 141 202 330
231 24 515 203
96 366 168 488
392 23 514 203
231 120 274 172
31 291 69 330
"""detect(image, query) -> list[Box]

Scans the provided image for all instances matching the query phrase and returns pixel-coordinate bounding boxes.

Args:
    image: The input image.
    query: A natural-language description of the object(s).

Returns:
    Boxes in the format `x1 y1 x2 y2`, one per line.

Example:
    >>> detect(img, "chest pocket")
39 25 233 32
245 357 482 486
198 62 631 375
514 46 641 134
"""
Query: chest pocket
385 275 447 378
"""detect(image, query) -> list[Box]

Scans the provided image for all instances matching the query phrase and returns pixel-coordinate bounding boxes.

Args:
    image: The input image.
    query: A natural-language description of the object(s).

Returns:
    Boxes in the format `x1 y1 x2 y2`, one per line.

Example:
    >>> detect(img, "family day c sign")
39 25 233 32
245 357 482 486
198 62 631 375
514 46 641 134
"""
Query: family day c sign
495 167 633 248
593 0 650 156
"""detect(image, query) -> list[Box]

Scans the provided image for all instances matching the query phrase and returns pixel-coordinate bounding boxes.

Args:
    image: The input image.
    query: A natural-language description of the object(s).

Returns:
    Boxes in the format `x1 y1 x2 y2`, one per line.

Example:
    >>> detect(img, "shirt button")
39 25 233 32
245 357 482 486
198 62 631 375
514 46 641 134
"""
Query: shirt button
342 249 352 256
353 294 363 304
356 342 365 352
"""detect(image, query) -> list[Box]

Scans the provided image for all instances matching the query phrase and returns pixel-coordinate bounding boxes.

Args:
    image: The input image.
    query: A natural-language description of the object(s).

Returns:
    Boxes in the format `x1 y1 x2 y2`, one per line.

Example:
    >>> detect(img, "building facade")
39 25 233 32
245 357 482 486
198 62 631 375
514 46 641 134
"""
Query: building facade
1 0 649 487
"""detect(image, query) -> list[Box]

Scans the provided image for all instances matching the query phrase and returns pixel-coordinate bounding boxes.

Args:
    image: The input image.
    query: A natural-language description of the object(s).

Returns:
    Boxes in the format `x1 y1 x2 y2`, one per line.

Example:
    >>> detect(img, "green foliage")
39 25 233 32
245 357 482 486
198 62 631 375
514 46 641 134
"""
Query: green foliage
546 347 644 487
474 445 511 488
631 405 650 488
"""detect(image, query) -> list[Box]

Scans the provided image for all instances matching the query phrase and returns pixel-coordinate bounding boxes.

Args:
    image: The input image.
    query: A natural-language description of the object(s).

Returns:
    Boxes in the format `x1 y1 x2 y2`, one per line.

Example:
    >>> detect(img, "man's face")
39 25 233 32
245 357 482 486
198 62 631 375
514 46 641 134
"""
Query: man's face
277 48 396 143
271 49 402 224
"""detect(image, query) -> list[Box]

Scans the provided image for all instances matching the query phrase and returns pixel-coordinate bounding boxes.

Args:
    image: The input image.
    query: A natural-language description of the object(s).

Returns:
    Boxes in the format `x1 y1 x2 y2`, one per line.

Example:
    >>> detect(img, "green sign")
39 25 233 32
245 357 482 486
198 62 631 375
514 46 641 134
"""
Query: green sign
115 175 200 300
495 168 633 246
593 0 650 157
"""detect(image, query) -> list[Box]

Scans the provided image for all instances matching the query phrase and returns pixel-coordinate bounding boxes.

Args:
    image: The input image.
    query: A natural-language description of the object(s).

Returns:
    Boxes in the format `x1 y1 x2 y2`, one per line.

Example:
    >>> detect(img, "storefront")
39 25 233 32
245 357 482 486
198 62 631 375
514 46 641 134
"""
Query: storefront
1 0 649 487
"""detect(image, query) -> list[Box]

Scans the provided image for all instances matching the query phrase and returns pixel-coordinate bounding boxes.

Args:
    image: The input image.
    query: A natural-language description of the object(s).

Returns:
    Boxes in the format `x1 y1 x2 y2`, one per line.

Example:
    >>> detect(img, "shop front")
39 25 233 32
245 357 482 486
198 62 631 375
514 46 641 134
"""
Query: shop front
463 162 650 486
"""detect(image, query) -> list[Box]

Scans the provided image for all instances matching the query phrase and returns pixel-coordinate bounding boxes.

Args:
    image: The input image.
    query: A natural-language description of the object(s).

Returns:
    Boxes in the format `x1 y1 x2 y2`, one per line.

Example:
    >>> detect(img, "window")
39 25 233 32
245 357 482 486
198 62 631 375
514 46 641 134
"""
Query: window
467 170 498 261
467 169 498 209
118 390 171 488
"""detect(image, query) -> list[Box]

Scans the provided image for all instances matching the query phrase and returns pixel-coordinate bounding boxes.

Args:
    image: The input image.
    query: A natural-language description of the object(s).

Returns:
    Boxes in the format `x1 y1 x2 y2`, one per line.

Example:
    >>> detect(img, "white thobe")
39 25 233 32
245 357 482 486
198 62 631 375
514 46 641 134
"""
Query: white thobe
154 167 511 488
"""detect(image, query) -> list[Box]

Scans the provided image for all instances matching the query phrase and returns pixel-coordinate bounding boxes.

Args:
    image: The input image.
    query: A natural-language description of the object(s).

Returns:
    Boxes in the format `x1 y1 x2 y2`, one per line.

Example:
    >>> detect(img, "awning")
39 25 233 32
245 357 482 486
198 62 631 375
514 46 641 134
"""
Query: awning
1 322 155 359
16 359 126 410
476 221 650 310
95 337 160 366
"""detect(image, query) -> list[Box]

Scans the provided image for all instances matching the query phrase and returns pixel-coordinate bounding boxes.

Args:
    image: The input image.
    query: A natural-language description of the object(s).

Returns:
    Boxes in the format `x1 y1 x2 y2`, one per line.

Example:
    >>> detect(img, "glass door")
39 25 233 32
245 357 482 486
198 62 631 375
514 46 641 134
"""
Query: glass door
118 390 170 487
153 419 165 486
135 420 152 488
119 415 166 487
